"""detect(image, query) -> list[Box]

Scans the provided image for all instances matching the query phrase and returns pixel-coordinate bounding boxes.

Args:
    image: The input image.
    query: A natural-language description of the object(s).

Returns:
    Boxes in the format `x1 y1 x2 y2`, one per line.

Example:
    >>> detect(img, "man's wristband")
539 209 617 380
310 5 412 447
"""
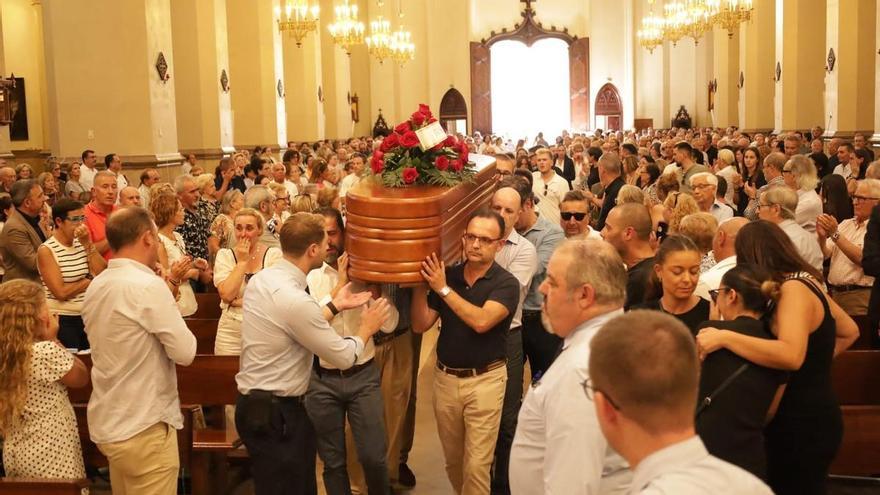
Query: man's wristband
327 300 340 316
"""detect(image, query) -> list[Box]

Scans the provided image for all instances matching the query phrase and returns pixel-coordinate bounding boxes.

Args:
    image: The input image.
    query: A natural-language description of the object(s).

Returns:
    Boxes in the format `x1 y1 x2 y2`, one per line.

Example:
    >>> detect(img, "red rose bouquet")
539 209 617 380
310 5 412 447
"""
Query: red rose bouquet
369 104 475 187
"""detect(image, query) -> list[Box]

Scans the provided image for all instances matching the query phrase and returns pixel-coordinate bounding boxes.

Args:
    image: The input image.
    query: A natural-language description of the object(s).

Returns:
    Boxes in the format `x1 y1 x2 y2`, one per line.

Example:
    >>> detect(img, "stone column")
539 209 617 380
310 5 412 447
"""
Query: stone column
318 0 354 140
42 0 180 165
170 0 235 160
281 11 325 142
773 0 826 134
711 26 740 128
738 0 775 133
226 0 287 151
824 0 875 138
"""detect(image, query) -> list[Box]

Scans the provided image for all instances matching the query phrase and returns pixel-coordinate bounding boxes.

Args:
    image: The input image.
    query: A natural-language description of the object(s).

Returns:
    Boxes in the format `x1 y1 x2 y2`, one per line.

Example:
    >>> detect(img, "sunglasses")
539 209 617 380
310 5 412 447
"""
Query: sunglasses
560 212 587 221
708 287 732 303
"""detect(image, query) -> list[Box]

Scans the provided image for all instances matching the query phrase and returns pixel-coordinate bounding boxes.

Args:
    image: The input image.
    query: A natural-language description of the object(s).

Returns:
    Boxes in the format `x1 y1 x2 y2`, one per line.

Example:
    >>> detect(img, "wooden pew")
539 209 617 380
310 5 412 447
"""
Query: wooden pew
186 318 219 355
189 293 222 320
0 478 90 494
831 350 880 477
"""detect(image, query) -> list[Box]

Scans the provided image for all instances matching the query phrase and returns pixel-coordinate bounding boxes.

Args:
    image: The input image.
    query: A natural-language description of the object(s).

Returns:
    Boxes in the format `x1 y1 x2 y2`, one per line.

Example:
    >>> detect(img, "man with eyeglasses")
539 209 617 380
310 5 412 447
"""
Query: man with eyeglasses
531 148 570 225
757 186 823 273
560 190 600 239
588 311 772 494
0 179 50 281
690 172 733 223
816 179 880 316
509 239 631 494
411 208 520 495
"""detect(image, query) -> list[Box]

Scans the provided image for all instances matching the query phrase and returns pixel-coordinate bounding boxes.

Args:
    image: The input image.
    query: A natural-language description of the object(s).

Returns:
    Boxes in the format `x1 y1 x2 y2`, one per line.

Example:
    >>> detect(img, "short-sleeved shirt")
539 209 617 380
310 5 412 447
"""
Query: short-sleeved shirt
635 298 711 336
175 202 213 261
84 202 115 261
428 261 519 369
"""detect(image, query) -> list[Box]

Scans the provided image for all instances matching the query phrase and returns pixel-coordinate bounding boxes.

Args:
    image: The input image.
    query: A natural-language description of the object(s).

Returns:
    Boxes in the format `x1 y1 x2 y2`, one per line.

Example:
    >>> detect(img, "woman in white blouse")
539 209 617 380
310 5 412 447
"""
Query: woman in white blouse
213 208 282 355
783 154 822 234
150 193 199 317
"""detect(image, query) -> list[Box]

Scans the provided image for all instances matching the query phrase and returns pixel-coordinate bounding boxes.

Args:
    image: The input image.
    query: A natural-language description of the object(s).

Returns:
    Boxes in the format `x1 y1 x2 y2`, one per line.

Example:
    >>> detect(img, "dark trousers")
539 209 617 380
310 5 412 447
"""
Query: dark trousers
235 393 317 495
400 331 422 464
491 327 523 495
58 315 89 350
522 310 562 380
305 364 390 495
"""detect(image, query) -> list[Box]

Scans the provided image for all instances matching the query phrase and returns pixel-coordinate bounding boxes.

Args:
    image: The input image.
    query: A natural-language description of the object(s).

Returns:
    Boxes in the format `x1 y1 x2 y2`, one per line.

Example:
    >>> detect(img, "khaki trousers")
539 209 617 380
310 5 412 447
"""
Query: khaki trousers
433 364 507 495
831 288 870 316
97 422 179 495
348 331 414 492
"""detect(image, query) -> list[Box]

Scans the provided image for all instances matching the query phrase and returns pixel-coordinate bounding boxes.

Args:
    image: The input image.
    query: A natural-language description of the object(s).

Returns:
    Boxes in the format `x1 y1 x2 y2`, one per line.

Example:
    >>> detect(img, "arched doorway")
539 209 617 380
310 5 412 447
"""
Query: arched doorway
595 83 622 131
439 88 468 135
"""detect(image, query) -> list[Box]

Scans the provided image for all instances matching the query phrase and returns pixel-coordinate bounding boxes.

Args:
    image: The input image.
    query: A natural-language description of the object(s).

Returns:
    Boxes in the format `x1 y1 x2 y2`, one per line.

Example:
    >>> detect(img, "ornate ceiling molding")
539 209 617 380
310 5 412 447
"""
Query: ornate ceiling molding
479 1 576 47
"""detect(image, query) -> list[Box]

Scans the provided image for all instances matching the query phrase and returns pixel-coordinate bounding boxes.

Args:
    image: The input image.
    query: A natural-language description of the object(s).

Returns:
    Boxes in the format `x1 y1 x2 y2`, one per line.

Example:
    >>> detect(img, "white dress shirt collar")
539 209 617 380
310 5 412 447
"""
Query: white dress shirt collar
632 436 707 492
561 308 625 352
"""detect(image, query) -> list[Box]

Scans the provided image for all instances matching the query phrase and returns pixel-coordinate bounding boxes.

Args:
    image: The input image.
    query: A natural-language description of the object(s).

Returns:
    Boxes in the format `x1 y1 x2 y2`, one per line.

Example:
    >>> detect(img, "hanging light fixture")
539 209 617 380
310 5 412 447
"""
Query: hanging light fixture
682 0 714 44
366 15 394 63
637 0 665 53
328 0 365 55
390 26 415 66
275 0 320 47
662 1 687 46
708 0 754 37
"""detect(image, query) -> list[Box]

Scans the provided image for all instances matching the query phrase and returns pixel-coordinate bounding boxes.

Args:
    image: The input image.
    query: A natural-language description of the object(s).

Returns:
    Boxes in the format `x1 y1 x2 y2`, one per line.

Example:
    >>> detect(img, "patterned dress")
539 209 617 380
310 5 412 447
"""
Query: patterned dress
2 341 85 480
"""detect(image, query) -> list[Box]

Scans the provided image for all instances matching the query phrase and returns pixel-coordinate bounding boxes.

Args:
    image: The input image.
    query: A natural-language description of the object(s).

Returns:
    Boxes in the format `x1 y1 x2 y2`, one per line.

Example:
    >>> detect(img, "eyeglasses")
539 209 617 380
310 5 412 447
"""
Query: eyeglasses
66 215 86 223
462 233 500 246
276 196 291 202
853 195 880 202
708 287 732 304
560 212 587 221
581 377 621 410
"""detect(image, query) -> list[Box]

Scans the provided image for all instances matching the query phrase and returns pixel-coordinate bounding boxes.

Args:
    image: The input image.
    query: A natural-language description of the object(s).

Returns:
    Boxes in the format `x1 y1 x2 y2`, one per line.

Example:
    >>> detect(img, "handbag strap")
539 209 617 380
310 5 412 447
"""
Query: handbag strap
696 363 750 417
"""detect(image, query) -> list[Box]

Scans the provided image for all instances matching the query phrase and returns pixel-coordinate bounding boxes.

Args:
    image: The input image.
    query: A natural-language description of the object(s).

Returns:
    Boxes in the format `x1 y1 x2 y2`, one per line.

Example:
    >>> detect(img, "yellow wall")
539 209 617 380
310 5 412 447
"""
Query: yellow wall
2 0 47 152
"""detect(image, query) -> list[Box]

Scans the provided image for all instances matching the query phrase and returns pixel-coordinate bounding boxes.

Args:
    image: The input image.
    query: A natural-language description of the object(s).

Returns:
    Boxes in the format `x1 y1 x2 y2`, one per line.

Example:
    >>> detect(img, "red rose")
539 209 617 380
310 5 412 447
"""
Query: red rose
443 135 457 147
435 155 449 171
400 131 420 148
373 149 384 160
418 103 432 118
370 156 384 173
451 159 464 172
380 133 399 152
411 112 426 126
402 167 419 184
395 121 411 134
428 117 437 124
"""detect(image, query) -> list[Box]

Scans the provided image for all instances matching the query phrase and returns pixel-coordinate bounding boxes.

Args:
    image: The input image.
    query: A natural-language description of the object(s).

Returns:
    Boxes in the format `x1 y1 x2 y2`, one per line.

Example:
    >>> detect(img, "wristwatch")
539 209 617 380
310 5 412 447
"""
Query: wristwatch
830 231 841 242
438 286 452 297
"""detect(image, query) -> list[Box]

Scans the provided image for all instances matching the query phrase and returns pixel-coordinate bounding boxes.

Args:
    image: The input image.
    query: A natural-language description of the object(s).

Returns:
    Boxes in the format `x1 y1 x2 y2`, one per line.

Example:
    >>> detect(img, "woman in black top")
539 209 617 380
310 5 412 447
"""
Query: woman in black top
696 221 859 495
634 235 709 335
695 264 788 480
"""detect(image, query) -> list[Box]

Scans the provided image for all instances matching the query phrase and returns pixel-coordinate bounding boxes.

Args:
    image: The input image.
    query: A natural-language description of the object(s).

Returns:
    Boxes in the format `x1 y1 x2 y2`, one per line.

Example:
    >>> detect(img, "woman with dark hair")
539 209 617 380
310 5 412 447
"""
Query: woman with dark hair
738 147 766 215
634 235 710 334
697 220 858 495
846 148 873 195
638 159 661 205
818 174 853 223
696 263 788 480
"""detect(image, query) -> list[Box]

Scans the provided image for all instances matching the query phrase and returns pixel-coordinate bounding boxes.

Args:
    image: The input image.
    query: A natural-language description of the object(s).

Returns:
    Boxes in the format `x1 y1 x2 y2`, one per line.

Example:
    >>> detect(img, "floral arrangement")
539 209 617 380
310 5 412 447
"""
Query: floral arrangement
369 104 476 187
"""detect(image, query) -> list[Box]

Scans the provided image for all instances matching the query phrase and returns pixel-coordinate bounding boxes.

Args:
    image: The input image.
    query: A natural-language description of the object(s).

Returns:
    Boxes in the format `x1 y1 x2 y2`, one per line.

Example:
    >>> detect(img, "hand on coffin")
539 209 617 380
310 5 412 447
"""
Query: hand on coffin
420 253 447 293
359 297 392 336
333 282 372 311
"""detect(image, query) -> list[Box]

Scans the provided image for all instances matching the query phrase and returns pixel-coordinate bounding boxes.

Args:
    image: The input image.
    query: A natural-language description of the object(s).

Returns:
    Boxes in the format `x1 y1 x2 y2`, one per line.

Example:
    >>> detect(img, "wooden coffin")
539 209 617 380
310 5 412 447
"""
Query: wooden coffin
345 155 497 284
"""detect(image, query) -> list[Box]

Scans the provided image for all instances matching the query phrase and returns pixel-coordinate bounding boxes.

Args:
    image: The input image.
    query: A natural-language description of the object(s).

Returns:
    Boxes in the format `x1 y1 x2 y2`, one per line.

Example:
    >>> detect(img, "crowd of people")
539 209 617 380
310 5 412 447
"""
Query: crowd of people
0 124 876 495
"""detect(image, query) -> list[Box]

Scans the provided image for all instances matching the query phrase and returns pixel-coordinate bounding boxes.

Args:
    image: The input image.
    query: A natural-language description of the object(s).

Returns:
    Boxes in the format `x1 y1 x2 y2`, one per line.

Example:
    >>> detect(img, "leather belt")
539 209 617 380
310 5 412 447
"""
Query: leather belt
829 284 871 293
437 359 506 378
373 326 409 346
315 358 375 378
240 390 305 405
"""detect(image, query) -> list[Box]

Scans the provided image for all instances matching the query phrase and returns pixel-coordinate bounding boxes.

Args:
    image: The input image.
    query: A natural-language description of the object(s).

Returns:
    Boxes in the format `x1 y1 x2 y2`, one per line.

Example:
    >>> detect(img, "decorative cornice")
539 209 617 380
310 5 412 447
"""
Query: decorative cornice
479 3 576 47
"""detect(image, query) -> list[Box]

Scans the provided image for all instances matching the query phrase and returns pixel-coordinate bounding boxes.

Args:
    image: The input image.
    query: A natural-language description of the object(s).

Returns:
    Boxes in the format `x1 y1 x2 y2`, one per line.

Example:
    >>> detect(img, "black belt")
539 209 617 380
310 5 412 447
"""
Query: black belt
239 390 305 405
522 309 542 318
436 359 506 378
315 358 375 378
829 284 871 293
373 326 409 346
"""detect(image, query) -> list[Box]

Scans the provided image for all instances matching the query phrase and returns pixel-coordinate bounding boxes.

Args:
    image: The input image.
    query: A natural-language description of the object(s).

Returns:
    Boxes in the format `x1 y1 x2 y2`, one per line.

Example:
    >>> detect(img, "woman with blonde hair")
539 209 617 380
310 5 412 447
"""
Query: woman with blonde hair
783 155 821 233
0 279 89 480
290 193 316 213
37 171 62 207
622 155 640 185
195 173 220 221
209 189 244 257
663 191 700 234
150 193 198 317
64 162 87 201
615 184 645 206
267 181 291 226
317 185 341 210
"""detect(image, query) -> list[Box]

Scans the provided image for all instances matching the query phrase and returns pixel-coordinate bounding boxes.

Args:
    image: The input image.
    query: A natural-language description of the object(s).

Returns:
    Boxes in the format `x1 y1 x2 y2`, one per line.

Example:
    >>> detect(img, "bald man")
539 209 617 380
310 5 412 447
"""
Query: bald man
694 217 748 300
118 186 142 207
600 203 657 309
0 166 15 194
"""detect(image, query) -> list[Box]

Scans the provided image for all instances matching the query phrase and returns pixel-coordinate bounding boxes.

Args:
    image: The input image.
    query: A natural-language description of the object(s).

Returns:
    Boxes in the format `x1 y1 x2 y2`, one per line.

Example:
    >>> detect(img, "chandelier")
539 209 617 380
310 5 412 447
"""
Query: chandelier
365 16 394 63
637 0 664 53
707 0 754 37
275 0 320 47
390 26 415 66
328 0 365 54
682 0 714 43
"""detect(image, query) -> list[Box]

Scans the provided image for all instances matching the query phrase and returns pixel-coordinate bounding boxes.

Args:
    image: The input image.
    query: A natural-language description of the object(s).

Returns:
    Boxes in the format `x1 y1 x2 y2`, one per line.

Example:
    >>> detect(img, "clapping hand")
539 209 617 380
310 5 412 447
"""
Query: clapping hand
170 256 193 281
743 181 756 200
420 253 447 292
333 282 372 311
816 214 838 239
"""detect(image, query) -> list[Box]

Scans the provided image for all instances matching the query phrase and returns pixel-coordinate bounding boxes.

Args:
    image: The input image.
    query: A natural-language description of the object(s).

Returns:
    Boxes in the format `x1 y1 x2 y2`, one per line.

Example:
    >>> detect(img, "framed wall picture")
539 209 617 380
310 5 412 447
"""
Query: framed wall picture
10 77 28 141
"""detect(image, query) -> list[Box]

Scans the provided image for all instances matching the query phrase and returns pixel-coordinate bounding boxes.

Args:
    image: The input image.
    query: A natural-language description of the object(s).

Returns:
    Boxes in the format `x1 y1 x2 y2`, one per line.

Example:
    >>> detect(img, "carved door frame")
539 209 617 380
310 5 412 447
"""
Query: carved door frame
594 83 622 131
439 88 469 134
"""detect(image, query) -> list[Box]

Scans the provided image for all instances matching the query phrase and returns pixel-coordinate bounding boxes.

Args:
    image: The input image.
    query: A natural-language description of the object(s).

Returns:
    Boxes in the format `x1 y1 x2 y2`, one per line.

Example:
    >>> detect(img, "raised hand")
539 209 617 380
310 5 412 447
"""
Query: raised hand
333 282 372 311
233 238 251 263
74 224 92 248
359 298 392 336
420 253 447 292
337 252 350 285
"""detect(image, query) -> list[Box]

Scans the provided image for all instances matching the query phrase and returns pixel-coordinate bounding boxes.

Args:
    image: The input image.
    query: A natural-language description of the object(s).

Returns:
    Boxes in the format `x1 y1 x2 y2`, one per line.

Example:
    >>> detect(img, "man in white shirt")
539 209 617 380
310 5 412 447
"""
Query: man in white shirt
589 311 773 494
338 153 366 201
305 207 398 495
690 172 733 223
509 239 632 495
758 186 824 273
82 206 197 495
532 148 570 225
271 161 299 198
236 212 391 493
489 185 537 495
79 149 99 191
695 217 748 301
105 153 129 197
834 142 855 179
816 179 880 315
138 168 161 210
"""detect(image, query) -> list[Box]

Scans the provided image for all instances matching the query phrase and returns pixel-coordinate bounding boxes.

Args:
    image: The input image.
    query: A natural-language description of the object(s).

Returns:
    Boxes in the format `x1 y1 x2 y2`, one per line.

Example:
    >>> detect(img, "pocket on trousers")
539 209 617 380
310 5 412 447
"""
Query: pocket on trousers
241 391 275 436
